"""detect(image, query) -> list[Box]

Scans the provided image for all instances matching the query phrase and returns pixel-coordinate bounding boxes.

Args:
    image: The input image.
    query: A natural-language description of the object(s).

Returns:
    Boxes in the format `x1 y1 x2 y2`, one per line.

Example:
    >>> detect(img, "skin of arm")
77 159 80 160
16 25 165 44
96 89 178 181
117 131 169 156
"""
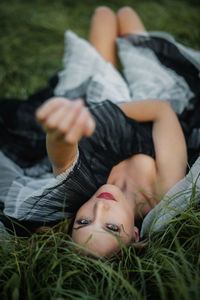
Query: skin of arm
36 97 95 177
46 134 78 176
118 99 187 194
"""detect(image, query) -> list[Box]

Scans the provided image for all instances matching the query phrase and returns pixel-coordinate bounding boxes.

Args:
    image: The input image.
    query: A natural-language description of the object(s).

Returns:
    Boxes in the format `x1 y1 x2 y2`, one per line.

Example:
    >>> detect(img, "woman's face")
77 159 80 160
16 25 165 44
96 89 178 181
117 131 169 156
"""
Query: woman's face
72 184 139 257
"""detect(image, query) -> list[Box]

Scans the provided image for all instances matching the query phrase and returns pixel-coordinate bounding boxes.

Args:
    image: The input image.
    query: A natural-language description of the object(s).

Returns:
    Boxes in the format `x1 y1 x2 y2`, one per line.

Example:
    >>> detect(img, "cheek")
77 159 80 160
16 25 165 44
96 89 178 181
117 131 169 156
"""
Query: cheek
114 204 133 220
75 201 93 218
112 206 134 231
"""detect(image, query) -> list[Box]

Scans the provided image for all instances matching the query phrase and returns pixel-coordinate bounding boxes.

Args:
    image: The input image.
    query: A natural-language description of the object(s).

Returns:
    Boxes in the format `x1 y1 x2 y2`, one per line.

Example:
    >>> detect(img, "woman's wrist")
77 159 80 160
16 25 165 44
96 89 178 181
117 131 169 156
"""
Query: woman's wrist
46 133 78 170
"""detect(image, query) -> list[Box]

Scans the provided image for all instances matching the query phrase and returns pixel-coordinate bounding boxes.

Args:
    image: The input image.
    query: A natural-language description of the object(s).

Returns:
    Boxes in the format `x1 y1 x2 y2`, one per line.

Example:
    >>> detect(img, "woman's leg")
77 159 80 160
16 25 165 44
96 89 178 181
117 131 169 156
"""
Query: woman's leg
117 7 146 36
89 6 118 68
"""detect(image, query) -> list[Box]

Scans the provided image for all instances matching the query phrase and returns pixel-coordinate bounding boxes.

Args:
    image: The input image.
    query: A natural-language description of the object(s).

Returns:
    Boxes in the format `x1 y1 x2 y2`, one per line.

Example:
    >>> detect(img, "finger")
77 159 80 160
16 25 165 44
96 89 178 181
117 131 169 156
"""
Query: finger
45 102 71 131
83 116 96 137
64 108 91 144
56 100 85 135
39 99 84 137
35 97 68 122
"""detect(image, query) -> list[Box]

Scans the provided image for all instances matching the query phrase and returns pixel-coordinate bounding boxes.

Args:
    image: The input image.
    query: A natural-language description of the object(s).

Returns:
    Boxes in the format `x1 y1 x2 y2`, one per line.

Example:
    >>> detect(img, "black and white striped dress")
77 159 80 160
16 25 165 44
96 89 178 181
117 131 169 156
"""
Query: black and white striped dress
0 30 200 239
0 98 155 237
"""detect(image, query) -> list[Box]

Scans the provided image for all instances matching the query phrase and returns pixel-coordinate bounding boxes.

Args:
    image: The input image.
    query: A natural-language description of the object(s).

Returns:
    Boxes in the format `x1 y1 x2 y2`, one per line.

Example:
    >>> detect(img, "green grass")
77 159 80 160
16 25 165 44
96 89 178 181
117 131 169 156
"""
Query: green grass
0 0 200 99
0 205 200 300
0 0 200 299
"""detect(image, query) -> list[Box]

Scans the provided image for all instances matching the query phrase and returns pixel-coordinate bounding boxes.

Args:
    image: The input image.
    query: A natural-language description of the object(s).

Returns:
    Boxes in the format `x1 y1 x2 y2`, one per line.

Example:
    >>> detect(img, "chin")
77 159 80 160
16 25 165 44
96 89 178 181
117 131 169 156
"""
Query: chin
98 183 122 193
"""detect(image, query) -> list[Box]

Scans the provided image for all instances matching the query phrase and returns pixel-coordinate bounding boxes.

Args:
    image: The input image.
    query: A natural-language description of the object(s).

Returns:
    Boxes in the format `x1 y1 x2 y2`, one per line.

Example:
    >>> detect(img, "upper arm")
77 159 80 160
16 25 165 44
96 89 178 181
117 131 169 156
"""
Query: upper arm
151 102 187 192
118 99 164 122
118 100 187 193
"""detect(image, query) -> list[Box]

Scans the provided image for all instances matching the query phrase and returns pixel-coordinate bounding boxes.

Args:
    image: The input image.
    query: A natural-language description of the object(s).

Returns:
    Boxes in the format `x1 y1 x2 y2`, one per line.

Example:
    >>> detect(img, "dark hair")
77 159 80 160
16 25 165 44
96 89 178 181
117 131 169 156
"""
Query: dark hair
35 217 75 235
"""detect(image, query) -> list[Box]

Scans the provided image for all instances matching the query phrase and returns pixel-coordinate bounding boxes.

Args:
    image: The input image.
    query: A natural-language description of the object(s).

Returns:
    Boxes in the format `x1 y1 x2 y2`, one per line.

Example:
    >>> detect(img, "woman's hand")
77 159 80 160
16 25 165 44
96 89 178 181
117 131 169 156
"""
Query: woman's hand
36 97 95 176
36 97 95 145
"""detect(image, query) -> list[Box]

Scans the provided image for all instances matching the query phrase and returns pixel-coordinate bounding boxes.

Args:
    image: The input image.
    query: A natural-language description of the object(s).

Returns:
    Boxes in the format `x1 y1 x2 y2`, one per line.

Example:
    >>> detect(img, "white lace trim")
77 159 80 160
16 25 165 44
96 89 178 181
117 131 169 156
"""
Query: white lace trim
55 149 79 181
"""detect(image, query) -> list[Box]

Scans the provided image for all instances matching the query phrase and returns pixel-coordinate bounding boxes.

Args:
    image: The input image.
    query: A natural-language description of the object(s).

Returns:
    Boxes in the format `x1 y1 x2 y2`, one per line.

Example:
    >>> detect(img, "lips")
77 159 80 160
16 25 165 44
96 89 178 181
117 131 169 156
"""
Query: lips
97 192 116 201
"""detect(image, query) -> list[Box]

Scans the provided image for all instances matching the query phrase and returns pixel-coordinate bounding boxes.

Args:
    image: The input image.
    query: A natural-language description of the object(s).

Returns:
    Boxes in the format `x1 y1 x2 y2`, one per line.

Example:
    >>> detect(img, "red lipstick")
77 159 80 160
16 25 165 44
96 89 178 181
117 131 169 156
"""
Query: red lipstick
97 193 116 201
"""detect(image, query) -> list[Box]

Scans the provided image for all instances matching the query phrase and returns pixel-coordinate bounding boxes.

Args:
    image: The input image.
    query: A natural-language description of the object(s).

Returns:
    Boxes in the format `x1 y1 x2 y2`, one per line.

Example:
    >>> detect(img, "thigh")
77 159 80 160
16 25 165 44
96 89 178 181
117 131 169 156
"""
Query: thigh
117 7 146 36
89 7 118 68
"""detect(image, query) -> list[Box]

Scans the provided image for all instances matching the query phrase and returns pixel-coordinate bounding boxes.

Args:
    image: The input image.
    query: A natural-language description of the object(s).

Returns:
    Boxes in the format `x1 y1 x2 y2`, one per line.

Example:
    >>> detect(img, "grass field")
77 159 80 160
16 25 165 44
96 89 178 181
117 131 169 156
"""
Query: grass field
0 0 200 299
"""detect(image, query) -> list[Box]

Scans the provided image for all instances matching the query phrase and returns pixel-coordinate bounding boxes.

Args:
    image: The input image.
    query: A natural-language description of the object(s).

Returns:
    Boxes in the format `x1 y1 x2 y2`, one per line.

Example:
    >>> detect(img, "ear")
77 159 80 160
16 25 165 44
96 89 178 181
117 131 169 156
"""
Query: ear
133 226 140 243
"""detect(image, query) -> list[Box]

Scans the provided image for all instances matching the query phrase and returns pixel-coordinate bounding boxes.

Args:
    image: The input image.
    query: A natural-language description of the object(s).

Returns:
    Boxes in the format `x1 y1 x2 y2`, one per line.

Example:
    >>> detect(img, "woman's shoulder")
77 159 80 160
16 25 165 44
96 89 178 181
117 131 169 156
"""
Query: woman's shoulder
84 99 155 160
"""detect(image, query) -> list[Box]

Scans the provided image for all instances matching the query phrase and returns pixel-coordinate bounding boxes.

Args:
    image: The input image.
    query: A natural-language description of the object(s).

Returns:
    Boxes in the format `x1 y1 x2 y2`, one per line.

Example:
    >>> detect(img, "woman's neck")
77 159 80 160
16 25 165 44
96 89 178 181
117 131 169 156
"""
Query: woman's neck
116 183 138 217
116 183 156 221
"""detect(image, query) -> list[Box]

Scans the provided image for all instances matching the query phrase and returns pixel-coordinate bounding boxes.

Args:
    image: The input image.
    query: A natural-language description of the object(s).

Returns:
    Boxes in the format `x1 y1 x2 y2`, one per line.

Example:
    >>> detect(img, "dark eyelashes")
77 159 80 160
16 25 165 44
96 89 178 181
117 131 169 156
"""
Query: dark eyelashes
76 219 91 225
106 224 120 232
76 219 121 233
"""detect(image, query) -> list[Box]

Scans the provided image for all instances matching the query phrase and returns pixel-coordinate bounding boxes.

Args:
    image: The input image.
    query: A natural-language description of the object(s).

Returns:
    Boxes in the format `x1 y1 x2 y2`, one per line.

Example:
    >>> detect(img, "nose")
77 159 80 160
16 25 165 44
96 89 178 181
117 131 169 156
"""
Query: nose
94 200 110 218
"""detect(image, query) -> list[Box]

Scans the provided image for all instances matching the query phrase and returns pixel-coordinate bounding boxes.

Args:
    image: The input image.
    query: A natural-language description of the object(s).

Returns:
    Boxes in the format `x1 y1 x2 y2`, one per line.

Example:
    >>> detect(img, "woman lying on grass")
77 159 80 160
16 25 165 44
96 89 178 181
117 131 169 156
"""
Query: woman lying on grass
0 7 200 257
36 95 187 256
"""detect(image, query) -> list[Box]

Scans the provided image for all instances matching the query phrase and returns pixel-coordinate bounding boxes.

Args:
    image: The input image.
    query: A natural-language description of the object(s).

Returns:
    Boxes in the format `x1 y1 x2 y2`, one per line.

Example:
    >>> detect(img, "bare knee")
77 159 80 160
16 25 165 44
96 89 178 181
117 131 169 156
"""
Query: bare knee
94 6 116 19
117 6 145 35
117 6 138 20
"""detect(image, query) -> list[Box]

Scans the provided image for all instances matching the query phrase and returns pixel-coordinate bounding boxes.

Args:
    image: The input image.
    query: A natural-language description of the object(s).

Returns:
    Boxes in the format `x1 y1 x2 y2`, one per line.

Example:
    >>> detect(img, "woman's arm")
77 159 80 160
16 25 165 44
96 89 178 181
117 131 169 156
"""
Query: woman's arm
36 97 95 176
118 99 187 194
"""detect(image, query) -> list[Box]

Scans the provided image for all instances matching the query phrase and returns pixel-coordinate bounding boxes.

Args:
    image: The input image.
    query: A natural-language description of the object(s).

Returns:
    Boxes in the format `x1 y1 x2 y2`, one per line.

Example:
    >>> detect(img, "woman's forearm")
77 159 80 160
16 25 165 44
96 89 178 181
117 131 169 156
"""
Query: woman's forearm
46 134 78 176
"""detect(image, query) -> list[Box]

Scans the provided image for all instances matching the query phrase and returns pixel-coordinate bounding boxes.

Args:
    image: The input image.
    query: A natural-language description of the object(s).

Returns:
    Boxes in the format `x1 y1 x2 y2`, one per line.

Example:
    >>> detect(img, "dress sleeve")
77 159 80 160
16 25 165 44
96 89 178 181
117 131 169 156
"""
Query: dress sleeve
1 150 98 226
